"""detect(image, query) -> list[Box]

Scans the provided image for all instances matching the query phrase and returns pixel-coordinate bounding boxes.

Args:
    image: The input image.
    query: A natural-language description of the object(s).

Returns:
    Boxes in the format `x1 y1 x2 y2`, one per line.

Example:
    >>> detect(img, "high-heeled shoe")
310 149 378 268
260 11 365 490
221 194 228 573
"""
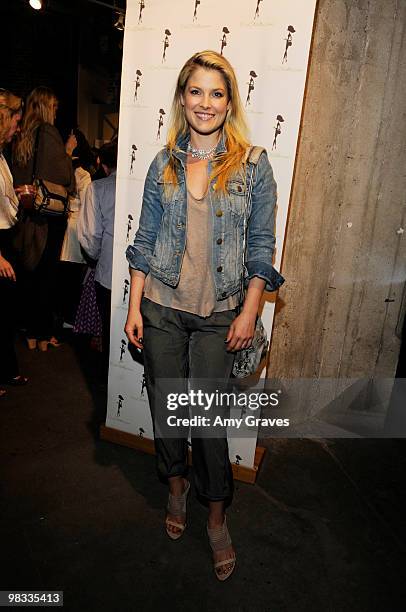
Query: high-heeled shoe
207 516 236 581
165 478 190 540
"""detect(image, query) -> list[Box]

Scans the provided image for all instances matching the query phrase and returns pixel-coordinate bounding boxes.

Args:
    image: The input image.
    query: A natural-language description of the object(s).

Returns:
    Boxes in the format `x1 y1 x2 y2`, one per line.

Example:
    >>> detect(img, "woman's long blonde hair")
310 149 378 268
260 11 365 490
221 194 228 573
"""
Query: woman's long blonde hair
0 89 23 149
13 86 57 165
165 50 250 193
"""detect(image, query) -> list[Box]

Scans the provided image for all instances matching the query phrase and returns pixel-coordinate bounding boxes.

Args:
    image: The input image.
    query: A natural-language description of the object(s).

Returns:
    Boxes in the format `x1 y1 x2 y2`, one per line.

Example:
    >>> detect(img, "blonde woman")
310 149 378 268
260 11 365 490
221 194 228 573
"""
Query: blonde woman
0 89 29 394
125 51 284 581
13 87 76 351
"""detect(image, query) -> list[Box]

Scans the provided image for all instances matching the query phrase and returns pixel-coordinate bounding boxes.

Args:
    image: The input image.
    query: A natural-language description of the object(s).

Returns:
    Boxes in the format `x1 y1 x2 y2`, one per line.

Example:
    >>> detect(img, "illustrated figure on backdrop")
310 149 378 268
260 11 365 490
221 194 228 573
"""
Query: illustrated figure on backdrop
125 50 284 581
254 0 263 20
282 26 295 64
123 278 129 303
12 86 76 352
134 70 142 102
120 339 126 361
126 214 133 242
130 144 137 174
117 394 123 416
162 29 171 63
193 0 201 21
220 27 229 55
140 372 146 397
156 109 165 140
0 89 29 396
138 0 145 24
272 115 284 150
245 71 257 106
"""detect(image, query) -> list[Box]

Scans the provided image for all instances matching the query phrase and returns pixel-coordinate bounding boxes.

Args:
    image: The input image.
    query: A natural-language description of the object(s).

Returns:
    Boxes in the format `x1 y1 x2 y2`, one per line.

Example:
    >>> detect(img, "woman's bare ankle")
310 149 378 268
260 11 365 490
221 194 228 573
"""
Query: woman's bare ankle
207 513 225 529
168 475 187 496
207 499 226 528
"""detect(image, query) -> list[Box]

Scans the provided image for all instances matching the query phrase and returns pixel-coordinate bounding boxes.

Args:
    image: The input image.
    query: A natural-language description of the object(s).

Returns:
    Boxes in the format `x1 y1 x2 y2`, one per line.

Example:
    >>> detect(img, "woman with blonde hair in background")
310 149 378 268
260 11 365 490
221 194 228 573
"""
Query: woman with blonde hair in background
125 51 284 580
0 89 29 396
12 86 76 351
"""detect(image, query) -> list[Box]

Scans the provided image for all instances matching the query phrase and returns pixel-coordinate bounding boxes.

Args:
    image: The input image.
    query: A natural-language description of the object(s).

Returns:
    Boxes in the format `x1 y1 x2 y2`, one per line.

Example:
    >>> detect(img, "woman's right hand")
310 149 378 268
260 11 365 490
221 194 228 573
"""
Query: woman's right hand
125 308 144 350
0 255 16 282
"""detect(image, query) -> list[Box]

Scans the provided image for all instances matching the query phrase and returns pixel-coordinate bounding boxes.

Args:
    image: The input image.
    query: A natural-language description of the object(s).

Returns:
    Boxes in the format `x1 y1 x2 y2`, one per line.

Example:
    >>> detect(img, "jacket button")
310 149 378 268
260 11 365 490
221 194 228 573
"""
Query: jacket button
216 238 222 245
215 210 223 217
237 185 242 192
217 266 223 272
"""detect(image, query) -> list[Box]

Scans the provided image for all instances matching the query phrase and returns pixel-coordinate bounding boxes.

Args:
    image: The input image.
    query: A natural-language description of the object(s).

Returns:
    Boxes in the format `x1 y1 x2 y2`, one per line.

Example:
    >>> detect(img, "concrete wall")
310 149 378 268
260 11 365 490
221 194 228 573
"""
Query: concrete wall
268 0 406 385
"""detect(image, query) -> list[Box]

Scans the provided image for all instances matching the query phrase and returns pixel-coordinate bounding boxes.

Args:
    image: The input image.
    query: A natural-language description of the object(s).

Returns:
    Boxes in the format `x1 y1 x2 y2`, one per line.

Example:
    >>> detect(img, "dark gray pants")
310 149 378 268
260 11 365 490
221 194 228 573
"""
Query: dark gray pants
140 297 237 507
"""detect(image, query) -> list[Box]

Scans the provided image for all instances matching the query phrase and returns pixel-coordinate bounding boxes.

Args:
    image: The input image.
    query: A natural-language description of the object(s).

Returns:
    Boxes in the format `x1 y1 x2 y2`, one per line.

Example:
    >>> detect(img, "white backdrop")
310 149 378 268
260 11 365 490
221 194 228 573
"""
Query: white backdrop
106 0 317 468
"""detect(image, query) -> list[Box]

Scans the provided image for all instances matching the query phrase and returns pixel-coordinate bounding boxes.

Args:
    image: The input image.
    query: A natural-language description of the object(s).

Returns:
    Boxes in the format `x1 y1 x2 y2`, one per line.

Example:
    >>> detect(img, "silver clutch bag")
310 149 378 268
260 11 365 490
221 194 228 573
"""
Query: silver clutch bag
232 315 268 378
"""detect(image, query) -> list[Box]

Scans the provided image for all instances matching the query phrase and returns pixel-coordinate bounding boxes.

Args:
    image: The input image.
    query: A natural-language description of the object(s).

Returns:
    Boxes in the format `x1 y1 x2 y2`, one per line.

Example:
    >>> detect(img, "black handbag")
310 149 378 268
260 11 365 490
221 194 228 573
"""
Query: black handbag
33 177 69 216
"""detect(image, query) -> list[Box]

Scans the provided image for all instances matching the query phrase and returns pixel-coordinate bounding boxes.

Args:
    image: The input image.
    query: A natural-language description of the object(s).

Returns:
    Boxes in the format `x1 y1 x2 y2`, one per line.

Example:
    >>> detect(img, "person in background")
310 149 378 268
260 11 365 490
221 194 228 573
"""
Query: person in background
90 146 107 181
59 129 95 327
12 86 76 351
77 140 117 377
0 89 29 396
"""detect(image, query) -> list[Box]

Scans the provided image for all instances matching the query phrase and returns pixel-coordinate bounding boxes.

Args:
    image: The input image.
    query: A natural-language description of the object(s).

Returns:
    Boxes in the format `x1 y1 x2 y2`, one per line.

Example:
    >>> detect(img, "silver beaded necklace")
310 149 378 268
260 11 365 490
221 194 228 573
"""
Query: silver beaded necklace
187 141 217 160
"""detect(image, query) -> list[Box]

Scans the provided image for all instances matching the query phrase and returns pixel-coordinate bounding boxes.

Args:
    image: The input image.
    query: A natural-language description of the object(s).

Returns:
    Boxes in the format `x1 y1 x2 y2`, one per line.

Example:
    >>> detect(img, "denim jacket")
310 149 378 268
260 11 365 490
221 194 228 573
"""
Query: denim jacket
126 131 285 300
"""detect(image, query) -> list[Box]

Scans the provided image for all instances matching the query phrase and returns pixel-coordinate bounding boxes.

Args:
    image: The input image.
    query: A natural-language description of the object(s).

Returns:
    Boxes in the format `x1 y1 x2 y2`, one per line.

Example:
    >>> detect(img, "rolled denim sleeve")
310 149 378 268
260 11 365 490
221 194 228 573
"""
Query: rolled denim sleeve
245 151 285 292
126 155 162 275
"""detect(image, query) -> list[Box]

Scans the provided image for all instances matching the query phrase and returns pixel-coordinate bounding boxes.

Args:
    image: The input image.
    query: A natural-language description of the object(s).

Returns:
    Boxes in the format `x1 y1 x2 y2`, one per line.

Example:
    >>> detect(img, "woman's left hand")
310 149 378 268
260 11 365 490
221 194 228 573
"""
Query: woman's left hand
225 311 256 352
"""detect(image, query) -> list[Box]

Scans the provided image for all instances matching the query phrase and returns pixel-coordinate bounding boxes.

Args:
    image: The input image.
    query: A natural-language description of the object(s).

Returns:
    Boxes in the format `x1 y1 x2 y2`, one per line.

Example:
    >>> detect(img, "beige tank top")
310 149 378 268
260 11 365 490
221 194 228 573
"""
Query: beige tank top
143 187 239 317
